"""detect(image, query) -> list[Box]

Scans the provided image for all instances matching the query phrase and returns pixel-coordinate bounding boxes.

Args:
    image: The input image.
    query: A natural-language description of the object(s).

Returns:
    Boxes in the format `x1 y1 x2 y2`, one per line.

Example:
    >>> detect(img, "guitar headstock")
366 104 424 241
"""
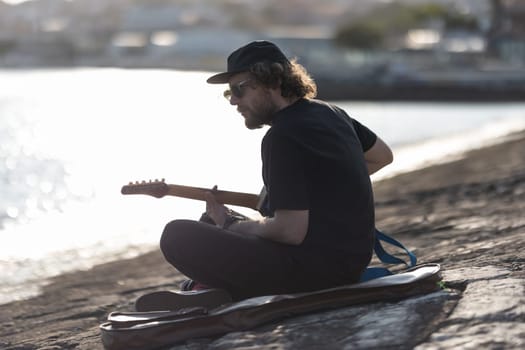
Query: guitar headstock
121 179 168 198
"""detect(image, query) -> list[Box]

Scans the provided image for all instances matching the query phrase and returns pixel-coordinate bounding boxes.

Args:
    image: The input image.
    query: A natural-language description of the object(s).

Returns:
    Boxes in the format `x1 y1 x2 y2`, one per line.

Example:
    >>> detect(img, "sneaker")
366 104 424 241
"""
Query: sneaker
134 288 232 312
179 279 212 291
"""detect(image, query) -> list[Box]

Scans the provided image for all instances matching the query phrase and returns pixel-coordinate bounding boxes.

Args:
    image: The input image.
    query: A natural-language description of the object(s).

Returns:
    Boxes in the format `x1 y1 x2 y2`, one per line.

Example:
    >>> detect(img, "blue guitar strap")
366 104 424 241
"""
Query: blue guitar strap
359 229 417 282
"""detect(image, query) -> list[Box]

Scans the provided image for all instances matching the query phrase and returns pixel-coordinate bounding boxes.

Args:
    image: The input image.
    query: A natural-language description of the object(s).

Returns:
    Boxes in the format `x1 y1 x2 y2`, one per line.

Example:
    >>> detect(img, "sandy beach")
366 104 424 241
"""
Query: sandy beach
1 130 524 349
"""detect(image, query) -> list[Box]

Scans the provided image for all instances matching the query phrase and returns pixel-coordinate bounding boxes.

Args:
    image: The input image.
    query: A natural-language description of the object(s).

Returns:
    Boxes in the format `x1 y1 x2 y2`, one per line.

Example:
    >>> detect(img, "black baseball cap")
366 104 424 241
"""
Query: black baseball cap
207 40 290 84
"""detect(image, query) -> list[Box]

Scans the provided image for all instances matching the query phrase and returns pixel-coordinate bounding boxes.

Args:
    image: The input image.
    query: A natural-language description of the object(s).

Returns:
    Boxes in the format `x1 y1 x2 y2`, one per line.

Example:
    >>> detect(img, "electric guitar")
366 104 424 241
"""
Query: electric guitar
121 179 264 211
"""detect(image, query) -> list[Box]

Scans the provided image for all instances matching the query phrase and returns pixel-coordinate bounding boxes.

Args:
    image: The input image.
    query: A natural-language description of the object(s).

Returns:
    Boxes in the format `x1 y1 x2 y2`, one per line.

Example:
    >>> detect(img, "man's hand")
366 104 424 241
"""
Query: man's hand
204 186 230 227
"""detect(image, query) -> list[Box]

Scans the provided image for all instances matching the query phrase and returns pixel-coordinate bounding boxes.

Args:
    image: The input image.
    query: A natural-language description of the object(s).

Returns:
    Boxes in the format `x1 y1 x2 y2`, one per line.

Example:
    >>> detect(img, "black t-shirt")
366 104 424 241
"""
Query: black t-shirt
261 98 376 271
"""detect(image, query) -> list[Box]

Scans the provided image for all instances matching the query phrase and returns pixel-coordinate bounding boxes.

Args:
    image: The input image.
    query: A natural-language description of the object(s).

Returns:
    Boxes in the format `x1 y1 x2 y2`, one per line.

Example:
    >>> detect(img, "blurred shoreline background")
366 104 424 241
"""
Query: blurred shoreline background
1 0 524 100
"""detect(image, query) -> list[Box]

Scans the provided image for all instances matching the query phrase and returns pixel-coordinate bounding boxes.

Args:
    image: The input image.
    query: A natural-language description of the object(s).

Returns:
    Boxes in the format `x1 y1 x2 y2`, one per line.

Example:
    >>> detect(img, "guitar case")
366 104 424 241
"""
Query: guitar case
100 264 442 350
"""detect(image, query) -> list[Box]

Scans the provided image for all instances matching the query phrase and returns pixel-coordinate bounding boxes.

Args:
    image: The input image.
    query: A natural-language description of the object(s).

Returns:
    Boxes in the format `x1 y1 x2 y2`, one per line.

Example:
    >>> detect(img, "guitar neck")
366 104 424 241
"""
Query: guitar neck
166 184 261 211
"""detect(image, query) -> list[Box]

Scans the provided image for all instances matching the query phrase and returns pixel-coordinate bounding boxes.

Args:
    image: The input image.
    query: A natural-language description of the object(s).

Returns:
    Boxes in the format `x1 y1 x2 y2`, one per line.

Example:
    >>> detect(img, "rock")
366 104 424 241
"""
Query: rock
419 272 525 349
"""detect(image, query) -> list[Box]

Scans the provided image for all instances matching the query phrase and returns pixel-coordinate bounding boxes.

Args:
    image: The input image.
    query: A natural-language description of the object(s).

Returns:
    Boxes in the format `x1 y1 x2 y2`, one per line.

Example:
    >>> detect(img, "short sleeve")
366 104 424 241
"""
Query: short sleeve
262 130 309 212
351 118 377 152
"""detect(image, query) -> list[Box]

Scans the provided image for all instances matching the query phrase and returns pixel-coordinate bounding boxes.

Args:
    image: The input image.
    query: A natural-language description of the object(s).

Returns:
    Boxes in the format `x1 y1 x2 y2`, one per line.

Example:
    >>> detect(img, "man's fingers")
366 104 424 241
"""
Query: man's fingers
204 190 216 202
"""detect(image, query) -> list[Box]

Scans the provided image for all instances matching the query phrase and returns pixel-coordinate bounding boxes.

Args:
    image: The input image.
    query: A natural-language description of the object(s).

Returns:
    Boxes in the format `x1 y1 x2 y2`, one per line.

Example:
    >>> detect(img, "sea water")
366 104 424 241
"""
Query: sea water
1 68 524 304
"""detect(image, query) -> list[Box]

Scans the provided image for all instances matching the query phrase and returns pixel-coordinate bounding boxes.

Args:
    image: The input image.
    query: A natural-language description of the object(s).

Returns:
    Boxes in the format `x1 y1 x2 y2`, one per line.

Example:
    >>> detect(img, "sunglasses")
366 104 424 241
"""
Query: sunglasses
223 79 253 101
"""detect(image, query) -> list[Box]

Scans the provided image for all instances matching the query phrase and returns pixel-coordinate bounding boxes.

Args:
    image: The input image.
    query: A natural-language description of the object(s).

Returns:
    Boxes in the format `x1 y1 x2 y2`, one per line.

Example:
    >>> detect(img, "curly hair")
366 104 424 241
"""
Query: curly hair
249 59 317 99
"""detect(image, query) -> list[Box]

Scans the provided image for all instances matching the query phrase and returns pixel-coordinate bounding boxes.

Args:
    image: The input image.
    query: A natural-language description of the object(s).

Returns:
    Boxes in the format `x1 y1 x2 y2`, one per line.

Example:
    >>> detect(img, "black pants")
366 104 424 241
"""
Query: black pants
160 219 363 301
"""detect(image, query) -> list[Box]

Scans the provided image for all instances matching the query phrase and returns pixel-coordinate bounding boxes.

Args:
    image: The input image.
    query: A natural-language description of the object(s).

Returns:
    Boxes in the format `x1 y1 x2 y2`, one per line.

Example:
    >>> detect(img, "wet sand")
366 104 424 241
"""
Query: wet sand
1 131 524 349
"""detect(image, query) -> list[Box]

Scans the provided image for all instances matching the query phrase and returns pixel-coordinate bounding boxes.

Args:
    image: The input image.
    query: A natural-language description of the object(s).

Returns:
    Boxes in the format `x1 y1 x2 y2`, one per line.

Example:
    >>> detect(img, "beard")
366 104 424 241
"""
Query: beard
243 91 280 129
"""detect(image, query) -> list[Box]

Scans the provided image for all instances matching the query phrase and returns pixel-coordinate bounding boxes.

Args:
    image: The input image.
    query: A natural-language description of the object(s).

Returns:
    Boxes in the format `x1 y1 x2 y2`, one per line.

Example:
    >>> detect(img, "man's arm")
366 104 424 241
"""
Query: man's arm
229 209 308 245
204 191 308 245
364 136 393 175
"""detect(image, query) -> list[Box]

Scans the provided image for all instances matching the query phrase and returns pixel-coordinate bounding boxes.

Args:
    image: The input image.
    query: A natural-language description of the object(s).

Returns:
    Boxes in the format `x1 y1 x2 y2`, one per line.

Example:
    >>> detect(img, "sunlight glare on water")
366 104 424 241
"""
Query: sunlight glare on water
0 69 265 284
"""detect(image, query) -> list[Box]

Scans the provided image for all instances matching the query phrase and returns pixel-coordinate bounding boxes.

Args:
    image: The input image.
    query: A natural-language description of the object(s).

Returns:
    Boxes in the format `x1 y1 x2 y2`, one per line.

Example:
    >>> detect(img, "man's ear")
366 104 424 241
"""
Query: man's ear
268 78 282 96
273 78 282 90
268 86 283 100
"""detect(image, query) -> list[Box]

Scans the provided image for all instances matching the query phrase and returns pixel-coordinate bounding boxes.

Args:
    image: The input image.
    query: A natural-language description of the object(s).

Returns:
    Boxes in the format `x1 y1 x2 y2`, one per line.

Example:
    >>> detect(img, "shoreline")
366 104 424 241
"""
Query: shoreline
2 66 525 102
1 130 524 349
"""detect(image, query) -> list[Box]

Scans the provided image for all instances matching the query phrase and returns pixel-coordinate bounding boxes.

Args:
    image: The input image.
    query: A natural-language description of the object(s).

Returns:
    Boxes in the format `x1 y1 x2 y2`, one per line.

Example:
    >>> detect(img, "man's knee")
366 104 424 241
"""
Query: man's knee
160 219 196 266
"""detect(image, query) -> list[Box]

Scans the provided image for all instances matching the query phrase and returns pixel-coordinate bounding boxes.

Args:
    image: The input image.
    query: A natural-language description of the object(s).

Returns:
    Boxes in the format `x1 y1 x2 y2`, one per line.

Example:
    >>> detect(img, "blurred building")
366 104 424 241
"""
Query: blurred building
0 0 523 100
487 0 525 66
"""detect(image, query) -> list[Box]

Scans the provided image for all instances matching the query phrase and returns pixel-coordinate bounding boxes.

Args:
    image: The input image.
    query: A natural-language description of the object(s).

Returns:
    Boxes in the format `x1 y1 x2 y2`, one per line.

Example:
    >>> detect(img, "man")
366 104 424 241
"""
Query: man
153 41 392 305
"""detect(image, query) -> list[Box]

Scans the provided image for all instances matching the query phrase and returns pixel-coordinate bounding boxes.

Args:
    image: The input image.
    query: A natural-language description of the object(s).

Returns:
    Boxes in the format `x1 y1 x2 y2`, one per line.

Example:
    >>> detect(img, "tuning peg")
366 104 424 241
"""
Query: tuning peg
161 178 165 182
128 182 132 185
